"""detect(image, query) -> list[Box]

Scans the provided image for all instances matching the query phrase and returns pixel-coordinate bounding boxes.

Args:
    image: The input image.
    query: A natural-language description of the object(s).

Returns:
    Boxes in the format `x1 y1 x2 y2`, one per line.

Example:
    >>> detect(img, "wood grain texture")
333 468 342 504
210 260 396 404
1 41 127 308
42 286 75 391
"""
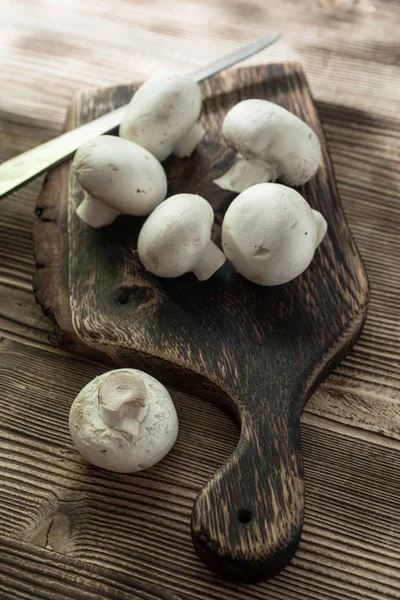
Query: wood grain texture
0 539 184 600
0 0 399 596
32 63 369 582
1 0 399 126
1 339 400 599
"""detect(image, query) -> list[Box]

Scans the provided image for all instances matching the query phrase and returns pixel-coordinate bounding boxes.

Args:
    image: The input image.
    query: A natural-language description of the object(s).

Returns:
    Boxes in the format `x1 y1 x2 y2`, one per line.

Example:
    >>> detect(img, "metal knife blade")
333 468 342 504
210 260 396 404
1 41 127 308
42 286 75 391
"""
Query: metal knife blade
0 34 279 200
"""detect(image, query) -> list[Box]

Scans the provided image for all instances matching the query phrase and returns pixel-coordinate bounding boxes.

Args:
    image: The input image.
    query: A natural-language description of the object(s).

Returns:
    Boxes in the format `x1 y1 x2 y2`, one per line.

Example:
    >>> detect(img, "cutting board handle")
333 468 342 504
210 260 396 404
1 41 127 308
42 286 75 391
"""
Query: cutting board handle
191 392 304 582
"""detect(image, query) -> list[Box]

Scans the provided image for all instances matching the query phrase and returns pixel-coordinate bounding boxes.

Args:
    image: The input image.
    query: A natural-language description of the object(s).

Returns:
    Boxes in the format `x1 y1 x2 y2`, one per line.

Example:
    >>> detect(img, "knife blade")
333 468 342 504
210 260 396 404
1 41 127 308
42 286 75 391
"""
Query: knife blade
0 34 279 200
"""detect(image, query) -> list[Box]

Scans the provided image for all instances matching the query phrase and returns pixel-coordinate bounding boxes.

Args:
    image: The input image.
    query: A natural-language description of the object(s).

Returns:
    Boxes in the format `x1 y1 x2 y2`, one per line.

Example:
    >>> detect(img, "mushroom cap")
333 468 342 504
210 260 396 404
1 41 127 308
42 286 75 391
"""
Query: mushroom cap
222 100 321 186
222 183 327 286
73 135 167 216
69 369 178 473
138 194 214 278
119 74 202 161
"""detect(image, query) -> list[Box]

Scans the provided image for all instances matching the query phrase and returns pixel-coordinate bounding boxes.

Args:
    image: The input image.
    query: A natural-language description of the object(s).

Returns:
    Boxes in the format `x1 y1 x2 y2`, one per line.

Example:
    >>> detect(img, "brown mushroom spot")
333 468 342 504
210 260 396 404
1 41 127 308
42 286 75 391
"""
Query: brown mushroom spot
253 246 272 258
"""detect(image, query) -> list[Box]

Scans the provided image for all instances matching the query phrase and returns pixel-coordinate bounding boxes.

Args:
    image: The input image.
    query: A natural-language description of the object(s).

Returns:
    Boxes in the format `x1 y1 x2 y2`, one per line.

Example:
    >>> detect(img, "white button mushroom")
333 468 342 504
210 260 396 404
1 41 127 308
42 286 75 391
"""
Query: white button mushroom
119 74 205 161
73 135 168 228
69 369 179 473
138 193 226 281
214 100 321 193
221 183 327 286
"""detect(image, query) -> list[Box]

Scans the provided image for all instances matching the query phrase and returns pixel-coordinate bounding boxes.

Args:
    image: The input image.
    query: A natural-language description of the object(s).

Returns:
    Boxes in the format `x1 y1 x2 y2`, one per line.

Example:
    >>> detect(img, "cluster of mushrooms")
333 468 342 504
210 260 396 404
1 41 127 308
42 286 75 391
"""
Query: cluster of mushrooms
69 72 327 473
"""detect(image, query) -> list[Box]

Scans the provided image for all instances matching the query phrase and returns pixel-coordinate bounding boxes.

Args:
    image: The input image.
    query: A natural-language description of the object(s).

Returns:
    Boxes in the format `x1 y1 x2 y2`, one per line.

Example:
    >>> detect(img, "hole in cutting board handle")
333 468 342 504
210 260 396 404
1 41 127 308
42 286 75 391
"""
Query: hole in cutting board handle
113 285 155 307
238 509 252 523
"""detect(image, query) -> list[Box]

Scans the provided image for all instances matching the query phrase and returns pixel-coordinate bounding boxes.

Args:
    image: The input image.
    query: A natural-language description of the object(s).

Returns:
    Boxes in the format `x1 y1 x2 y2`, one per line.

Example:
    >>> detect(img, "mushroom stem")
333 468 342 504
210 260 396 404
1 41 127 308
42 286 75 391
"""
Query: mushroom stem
192 239 226 281
214 156 278 193
312 209 328 247
98 371 149 437
173 122 205 158
76 195 120 228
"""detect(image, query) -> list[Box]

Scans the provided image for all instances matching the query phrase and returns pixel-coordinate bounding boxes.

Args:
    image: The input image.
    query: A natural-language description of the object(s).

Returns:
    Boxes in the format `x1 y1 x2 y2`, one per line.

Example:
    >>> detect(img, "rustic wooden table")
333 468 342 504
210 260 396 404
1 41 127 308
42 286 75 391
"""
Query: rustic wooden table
1 1 399 598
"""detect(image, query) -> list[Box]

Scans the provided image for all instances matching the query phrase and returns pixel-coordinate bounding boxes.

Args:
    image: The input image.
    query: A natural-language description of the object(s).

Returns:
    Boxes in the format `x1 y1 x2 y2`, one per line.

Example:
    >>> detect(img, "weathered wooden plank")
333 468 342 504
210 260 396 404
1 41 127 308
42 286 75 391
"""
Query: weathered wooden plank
1 0 399 123
0 538 184 600
0 339 400 598
1 0 399 594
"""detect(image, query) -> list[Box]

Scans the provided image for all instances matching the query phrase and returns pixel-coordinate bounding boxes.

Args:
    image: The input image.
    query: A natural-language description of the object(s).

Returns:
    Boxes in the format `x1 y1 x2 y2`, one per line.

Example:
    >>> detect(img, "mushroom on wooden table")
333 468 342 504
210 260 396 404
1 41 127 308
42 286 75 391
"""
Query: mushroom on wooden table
138 193 226 281
222 183 327 286
214 100 321 193
73 135 168 227
69 369 179 473
119 74 205 160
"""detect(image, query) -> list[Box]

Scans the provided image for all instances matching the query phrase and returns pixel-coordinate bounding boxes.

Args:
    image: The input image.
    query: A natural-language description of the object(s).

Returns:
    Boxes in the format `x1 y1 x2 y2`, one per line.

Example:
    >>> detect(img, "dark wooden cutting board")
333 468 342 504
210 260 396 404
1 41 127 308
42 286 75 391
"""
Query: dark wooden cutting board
33 63 369 583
